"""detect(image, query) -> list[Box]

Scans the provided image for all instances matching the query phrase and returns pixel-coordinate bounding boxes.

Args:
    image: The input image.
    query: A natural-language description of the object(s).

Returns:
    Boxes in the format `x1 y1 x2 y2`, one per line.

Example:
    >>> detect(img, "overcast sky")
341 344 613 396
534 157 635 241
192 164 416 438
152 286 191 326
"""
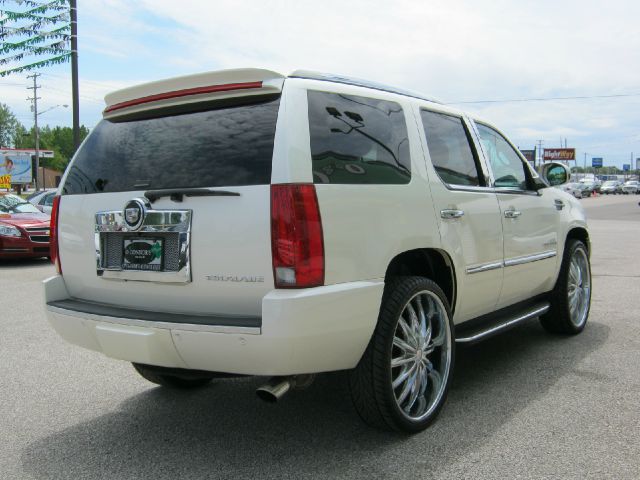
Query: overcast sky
1 0 639 168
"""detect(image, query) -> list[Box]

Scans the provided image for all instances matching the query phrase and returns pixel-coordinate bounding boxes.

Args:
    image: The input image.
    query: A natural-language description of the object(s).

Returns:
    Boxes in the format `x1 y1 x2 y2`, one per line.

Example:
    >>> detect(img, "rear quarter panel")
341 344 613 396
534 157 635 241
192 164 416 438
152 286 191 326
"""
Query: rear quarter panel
277 79 442 285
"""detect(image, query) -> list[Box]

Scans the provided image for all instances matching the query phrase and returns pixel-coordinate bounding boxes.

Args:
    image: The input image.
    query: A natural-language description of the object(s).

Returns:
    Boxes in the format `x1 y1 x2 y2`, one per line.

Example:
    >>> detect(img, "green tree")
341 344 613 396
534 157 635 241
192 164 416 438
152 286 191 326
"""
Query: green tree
15 124 90 172
0 103 23 148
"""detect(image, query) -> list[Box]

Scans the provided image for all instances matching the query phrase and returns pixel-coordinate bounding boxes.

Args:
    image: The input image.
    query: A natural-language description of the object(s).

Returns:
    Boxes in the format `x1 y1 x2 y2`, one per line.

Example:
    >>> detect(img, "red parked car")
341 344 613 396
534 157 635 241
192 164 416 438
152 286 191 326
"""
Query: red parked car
0 192 51 259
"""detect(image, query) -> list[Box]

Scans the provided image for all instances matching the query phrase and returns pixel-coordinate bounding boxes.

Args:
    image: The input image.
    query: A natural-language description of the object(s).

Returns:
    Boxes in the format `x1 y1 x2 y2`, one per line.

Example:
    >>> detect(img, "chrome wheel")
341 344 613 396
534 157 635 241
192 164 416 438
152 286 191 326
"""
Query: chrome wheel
391 290 452 421
567 247 591 328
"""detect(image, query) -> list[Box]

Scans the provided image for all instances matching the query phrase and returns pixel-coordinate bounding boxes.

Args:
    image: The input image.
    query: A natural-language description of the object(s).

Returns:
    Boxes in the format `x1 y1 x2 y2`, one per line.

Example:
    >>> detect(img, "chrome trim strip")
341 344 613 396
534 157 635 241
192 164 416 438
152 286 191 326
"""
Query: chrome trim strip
504 250 556 267
466 261 504 274
456 304 550 343
47 305 261 335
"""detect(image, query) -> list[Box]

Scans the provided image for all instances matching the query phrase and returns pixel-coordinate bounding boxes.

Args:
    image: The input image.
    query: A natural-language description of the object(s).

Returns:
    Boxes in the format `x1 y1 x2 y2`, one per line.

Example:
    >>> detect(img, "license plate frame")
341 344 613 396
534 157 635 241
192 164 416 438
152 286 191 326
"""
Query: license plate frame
122 237 164 271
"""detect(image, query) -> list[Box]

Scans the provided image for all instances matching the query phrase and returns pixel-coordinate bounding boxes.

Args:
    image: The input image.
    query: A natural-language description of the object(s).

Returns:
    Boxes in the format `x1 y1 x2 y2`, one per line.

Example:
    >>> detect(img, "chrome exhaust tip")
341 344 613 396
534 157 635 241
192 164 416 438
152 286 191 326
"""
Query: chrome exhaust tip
256 374 315 403
256 377 292 403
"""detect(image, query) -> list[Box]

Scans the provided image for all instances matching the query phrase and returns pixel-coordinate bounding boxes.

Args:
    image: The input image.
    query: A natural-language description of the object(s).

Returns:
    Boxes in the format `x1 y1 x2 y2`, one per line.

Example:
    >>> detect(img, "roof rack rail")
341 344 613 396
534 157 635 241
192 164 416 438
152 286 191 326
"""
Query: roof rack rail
289 70 442 105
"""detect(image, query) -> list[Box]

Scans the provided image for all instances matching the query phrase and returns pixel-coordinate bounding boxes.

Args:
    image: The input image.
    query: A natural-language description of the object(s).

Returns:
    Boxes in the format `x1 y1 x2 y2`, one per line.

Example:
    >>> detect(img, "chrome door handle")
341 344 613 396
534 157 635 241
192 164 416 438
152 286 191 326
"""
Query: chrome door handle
440 209 464 219
554 199 565 210
504 209 521 219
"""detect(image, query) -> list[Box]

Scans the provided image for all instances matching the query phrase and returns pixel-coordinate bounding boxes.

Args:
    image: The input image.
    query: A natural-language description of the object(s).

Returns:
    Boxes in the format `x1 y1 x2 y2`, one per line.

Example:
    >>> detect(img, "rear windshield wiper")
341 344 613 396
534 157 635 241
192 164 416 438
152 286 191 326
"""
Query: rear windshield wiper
144 188 240 203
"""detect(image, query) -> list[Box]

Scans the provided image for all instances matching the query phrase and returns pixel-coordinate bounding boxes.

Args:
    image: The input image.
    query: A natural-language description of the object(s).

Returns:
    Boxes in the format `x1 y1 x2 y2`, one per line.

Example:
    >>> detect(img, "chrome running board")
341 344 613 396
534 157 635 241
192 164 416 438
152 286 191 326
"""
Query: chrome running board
455 302 550 344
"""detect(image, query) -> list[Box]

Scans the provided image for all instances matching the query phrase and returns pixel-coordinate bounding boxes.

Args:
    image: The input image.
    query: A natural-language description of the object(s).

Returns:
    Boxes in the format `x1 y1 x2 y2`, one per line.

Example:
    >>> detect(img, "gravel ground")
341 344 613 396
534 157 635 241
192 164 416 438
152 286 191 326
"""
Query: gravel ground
1 193 638 479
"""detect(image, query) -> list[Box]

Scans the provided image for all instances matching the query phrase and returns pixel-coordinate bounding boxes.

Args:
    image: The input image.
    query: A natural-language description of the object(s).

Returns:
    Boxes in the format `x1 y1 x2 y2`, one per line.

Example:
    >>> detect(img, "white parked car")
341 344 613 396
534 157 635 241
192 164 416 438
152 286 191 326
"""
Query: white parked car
600 180 620 194
27 189 56 214
622 180 639 194
44 69 591 433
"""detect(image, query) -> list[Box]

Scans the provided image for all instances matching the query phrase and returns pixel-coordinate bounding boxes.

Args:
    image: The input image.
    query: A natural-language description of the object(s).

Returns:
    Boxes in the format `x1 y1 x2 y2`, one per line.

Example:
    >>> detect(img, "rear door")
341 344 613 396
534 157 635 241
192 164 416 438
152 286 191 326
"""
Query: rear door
58 89 282 318
416 107 504 322
474 122 559 309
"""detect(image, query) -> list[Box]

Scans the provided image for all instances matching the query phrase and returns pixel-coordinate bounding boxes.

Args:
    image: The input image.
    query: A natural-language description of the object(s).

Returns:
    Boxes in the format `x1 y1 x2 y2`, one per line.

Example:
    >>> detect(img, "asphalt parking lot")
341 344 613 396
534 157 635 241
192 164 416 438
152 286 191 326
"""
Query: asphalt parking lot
1 194 639 479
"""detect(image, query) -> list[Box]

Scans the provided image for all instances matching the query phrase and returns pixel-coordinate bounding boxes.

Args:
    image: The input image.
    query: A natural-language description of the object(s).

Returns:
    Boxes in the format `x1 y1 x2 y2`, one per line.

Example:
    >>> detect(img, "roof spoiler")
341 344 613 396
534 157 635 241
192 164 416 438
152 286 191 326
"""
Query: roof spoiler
103 68 285 119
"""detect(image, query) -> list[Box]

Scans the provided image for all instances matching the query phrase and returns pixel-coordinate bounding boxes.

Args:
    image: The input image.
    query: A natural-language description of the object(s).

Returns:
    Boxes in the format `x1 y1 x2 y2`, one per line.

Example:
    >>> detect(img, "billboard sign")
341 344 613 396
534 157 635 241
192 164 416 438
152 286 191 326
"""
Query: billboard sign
592 157 603 168
543 148 575 161
1 152 32 184
623 164 631 171
519 149 536 164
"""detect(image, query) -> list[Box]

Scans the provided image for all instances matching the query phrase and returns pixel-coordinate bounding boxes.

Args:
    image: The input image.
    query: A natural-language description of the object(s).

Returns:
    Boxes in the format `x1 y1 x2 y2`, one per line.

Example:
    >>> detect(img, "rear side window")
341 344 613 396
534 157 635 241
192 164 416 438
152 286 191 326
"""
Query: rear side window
62 97 280 194
307 90 410 184
420 110 483 187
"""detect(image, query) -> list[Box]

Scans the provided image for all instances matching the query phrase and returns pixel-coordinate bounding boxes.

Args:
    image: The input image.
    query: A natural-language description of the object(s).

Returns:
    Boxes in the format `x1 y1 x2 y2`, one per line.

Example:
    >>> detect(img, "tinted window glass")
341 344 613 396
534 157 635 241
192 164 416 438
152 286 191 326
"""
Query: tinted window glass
63 97 280 194
476 123 528 190
420 110 482 187
308 90 410 184
0 193 40 213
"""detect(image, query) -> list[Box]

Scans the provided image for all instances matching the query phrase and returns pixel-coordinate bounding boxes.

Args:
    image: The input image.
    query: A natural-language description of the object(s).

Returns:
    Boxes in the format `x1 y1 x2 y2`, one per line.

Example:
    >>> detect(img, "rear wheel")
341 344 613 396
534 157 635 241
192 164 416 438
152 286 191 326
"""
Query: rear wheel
540 239 591 334
349 276 454 433
132 363 214 389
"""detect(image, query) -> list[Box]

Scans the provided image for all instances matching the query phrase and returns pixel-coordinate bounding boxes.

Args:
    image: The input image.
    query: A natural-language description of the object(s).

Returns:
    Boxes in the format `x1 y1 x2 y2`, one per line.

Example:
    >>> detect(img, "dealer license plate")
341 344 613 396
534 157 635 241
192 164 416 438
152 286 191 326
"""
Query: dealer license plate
122 238 163 271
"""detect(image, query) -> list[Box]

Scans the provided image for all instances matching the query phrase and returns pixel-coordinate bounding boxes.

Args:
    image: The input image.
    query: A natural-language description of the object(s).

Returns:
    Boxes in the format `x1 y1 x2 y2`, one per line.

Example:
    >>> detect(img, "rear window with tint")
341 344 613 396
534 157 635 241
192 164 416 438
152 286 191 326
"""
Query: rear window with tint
62 97 280 194
420 110 483 187
307 90 410 184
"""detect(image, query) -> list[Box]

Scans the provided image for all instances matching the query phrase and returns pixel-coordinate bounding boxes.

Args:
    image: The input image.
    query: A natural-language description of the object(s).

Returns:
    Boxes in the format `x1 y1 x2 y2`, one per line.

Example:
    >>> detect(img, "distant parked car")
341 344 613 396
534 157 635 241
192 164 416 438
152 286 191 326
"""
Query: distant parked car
0 192 51 259
622 181 639 194
557 182 583 199
27 189 57 214
577 182 596 197
600 180 621 194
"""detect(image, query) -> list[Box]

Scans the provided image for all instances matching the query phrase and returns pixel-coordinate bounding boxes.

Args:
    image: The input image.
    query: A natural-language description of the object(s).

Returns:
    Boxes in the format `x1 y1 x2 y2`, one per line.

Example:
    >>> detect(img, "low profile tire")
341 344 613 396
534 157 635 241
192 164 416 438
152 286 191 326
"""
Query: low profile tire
349 276 455 433
540 239 591 334
132 363 213 389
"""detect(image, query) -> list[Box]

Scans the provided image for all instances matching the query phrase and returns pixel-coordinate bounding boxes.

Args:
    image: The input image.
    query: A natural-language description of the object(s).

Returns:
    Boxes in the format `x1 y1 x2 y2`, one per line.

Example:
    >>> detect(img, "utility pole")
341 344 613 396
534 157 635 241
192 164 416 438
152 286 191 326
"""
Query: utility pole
70 0 80 152
27 73 41 191
537 139 544 166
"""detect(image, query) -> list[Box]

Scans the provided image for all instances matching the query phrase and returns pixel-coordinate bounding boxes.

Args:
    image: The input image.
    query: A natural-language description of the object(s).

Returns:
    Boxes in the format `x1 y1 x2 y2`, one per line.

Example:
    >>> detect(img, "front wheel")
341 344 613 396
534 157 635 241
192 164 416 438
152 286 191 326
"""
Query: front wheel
349 276 454 433
540 239 591 334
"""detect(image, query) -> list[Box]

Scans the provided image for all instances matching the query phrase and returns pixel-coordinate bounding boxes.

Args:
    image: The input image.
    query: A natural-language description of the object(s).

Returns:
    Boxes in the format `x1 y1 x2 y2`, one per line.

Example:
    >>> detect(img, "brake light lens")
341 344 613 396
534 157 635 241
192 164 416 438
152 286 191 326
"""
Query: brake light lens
271 184 324 288
50 195 62 275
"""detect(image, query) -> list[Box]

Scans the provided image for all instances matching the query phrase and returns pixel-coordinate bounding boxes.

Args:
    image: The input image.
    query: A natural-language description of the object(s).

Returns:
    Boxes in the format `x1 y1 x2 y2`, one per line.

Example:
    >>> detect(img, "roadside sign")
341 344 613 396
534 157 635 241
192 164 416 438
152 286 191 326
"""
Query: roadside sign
623 164 630 171
543 148 575 161
519 149 536 163
1 152 32 183
0 174 10 189
592 157 603 168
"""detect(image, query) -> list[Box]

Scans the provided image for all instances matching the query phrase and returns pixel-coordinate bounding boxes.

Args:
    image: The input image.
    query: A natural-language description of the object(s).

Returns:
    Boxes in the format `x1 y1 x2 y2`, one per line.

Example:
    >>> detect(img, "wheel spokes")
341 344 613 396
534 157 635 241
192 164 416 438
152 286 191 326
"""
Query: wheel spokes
391 290 451 421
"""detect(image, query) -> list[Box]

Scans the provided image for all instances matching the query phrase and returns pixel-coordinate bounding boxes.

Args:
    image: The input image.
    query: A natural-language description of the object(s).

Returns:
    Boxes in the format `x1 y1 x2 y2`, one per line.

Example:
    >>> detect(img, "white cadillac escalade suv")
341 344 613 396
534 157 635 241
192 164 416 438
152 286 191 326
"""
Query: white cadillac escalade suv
44 69 591 433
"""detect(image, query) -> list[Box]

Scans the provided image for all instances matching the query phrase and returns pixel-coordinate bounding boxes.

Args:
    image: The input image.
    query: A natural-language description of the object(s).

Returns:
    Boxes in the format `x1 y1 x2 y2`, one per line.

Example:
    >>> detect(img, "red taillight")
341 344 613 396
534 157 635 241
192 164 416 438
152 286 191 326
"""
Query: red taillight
271 184 324 288
50 195 62 275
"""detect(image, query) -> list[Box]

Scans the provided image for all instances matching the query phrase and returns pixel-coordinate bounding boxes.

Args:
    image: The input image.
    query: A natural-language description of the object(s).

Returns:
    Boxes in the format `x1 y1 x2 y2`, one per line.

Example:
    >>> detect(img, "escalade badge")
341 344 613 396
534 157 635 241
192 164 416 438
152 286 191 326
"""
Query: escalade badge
123 198 147 230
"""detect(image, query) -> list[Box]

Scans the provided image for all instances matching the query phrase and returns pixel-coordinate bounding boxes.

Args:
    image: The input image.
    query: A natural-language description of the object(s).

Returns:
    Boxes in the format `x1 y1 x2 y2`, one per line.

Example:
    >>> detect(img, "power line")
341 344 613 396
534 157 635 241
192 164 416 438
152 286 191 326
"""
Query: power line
446 93 640 105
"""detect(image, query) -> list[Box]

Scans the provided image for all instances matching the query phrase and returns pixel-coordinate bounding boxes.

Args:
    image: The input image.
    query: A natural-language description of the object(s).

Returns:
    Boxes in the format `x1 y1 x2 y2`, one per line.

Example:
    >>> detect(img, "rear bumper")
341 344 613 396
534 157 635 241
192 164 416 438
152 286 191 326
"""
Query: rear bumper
43 275 384 375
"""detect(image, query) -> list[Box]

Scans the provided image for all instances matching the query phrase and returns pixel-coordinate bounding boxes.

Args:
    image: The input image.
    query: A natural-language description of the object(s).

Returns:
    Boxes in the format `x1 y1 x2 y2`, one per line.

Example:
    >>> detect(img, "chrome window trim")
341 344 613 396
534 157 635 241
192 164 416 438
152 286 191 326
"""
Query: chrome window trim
47 305 261 335
95 207 192 283
504 250 556 267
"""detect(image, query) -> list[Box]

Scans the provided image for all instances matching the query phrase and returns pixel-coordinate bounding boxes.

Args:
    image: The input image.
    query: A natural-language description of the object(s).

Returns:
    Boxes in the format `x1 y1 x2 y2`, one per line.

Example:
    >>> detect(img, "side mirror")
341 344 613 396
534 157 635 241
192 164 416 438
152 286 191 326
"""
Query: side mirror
540 162 570 186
